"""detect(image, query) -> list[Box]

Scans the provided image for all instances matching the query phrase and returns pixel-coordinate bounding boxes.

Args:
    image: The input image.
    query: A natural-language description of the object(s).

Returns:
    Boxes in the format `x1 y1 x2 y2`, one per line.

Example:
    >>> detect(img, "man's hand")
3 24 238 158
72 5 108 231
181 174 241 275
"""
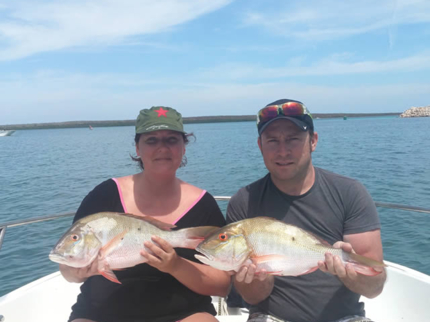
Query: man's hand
230 263 270 283
318 241 358 279
230 263 275 305
141 236 179 274
317 238 386 298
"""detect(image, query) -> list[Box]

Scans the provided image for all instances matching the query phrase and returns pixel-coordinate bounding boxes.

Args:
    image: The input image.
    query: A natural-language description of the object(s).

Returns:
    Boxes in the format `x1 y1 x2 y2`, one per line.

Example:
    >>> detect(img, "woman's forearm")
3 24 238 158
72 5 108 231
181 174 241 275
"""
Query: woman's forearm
169 257 231 297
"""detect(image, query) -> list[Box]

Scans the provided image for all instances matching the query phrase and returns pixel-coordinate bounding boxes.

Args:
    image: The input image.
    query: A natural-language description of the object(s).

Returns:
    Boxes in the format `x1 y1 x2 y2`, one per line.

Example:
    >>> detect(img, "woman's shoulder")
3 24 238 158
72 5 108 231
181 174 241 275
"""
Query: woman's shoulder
176 183 224 227
112 175 134 185
73 179 122 223
89 178 117 194
180 180 206 198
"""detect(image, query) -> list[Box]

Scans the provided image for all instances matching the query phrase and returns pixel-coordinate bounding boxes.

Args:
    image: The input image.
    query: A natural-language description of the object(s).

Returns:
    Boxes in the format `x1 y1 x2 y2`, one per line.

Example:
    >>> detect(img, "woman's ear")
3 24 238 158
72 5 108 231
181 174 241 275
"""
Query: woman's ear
136 142 141 158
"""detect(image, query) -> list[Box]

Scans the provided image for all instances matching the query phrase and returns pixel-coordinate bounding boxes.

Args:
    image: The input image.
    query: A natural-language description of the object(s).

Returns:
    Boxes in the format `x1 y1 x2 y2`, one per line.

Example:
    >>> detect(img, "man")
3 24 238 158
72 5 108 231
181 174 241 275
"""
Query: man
226 99 386 322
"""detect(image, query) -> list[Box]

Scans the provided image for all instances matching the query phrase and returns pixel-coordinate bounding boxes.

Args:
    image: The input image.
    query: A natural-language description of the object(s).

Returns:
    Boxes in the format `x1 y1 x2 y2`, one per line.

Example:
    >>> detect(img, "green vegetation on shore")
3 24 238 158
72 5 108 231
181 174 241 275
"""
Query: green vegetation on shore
1 113 400 130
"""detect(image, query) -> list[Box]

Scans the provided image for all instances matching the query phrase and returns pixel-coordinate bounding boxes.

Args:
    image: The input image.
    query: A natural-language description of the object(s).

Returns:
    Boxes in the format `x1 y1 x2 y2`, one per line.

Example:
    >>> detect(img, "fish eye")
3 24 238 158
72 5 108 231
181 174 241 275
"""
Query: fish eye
218 233 228 241
71 234 79 241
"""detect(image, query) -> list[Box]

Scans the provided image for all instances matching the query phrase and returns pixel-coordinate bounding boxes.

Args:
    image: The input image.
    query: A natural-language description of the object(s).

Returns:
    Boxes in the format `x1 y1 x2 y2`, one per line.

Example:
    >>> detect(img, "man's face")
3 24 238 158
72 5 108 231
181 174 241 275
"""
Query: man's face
258 119 318 185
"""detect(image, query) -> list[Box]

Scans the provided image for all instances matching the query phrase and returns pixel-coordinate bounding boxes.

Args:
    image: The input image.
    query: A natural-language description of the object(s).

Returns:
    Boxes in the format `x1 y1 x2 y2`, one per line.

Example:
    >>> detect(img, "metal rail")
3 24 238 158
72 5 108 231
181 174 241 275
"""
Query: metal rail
1 199 429 251
374 202 430 214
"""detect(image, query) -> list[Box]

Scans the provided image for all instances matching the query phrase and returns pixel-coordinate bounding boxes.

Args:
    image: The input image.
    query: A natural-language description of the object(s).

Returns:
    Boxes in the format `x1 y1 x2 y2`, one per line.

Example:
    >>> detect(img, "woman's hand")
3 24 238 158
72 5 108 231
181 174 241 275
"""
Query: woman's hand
59 259 100 283
140 236 179 274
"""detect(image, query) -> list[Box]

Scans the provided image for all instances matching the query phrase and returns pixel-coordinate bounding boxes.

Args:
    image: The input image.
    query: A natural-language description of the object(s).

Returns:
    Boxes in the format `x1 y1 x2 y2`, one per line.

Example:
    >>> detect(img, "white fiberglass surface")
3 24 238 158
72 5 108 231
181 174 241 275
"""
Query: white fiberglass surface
1 261 429 322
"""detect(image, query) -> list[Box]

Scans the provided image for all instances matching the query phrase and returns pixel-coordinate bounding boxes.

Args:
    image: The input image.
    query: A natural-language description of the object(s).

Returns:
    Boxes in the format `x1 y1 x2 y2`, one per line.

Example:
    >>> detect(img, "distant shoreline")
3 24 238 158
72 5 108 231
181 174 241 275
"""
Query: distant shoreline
0 113 401 130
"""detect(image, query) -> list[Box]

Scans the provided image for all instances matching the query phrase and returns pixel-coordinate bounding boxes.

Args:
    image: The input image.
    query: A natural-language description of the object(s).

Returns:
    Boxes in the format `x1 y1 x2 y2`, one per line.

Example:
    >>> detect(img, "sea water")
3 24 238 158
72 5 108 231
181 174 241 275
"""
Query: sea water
1 116 429 296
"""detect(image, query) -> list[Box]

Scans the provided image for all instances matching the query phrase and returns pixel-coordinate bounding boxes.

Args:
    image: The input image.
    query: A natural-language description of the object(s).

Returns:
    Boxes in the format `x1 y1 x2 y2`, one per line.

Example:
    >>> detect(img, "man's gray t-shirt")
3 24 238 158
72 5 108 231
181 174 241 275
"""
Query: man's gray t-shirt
226 167 380 322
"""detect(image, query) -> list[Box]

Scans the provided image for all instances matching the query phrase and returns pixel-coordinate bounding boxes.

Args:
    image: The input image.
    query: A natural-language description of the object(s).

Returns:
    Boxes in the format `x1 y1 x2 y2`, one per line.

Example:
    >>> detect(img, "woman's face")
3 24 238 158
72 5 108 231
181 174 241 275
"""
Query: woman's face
136 130 185 175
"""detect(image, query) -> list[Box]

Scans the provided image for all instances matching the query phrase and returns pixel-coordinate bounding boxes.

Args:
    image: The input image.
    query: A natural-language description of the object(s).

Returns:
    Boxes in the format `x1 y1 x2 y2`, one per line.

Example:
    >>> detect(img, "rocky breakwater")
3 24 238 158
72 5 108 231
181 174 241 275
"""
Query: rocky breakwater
400 106 430 118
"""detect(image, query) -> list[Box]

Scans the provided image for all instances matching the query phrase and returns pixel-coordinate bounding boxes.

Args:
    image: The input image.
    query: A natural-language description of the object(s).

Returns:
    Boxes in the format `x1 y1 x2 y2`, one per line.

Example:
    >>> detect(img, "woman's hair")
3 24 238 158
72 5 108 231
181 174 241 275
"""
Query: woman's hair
131 132 195 170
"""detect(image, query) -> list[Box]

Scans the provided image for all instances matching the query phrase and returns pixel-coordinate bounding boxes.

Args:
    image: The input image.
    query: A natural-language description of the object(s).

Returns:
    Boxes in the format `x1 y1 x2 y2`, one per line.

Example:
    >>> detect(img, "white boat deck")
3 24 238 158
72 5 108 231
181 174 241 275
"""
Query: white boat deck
1 261 429 322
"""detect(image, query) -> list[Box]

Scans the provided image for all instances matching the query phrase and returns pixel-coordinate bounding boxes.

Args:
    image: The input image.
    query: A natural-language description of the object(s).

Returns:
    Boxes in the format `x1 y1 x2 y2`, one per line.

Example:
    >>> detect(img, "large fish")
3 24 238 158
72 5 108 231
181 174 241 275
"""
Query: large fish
195 217 385 276
49 212 219 283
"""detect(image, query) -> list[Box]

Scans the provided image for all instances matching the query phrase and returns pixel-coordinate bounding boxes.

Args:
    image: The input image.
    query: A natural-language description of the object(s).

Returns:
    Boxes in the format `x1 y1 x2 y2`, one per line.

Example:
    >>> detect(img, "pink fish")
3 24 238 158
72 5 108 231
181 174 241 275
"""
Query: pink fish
49 212 219 283
195 217 385 276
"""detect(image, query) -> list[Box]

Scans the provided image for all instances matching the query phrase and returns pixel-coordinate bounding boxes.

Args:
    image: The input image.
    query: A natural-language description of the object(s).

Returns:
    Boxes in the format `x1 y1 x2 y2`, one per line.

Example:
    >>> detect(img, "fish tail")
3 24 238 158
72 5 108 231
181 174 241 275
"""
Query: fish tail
100 268 121 284
176 226 220 249
345 252 386 276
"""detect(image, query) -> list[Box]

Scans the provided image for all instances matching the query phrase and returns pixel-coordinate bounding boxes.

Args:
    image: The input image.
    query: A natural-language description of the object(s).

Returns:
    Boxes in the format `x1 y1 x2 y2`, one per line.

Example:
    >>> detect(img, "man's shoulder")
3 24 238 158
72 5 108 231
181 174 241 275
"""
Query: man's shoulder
233 174 270 198
316 167 370 202
316 167 361 186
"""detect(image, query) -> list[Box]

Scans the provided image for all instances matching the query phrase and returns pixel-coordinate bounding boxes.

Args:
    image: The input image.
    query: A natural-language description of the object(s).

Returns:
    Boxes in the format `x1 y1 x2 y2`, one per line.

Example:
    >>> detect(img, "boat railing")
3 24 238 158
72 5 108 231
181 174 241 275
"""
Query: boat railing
1 198 430 251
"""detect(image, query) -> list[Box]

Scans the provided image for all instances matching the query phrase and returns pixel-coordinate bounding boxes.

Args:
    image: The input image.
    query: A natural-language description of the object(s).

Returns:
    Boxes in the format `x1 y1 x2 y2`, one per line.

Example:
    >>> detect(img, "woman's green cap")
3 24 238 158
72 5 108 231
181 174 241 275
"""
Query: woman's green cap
135 106 186 134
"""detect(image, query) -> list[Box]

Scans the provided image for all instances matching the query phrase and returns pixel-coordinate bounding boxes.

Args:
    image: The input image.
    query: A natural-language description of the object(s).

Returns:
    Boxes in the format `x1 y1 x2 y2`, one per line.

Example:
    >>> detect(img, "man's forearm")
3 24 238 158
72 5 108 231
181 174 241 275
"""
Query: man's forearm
234 276 275 305
341 269 386 298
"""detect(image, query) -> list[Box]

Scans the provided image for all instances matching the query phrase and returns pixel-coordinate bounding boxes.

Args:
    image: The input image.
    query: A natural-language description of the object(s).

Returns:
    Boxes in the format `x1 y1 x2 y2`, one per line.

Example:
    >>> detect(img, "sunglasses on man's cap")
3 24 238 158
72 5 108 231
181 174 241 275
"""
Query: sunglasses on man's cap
257 100 313 135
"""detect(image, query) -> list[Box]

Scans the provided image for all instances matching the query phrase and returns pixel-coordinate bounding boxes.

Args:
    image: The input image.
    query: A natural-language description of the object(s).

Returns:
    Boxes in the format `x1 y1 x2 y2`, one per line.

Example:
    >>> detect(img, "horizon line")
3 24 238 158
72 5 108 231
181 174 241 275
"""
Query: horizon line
0 112 402 130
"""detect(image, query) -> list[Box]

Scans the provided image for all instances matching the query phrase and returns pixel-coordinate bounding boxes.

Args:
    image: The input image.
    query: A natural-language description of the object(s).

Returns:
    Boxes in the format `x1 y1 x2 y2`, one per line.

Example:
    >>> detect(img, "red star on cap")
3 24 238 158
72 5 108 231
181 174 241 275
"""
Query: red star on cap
155 107 168 117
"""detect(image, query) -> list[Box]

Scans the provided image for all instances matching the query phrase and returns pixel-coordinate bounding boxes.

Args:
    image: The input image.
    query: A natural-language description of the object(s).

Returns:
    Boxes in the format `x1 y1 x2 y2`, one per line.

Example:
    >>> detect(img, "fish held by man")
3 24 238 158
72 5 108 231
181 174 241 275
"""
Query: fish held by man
49 212 219 284
195 217 386 276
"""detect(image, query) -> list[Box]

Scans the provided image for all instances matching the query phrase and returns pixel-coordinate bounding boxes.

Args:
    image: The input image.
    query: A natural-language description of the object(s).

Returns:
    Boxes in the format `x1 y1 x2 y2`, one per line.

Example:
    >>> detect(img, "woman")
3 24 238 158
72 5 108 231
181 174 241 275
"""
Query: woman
59 106 230 322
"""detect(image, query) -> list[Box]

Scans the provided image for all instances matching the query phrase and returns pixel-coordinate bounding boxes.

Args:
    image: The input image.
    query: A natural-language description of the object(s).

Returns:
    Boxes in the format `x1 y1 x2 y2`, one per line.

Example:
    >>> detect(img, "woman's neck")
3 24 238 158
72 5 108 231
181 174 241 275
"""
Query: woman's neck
134 172 181 197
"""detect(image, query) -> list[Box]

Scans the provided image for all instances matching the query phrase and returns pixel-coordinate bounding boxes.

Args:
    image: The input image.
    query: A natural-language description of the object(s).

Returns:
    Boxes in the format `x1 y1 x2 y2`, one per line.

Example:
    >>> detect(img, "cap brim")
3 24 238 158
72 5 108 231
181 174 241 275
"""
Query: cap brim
136 124 186 134
258 116 309 135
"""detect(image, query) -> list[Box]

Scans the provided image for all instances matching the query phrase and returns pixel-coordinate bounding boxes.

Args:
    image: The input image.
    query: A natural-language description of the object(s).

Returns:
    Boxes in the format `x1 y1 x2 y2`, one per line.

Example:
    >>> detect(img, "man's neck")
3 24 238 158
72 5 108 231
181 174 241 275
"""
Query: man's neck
271 165 316 196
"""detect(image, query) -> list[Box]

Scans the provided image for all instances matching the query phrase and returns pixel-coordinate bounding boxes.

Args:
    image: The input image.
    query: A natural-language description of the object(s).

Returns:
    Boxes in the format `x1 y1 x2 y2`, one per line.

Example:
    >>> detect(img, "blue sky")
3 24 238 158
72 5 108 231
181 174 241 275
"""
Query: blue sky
1 0 429 124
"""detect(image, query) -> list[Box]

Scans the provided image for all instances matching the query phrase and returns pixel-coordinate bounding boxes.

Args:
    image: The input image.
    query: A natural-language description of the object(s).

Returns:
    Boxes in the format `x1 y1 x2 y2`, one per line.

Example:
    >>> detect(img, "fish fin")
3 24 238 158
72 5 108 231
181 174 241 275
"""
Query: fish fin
100 230 128 257
121 213 176 231
184 226 220 238
346 252 386 276
348 263 381 276
251 255 289 275
179 226 221 249
252 255 319 276
296 266 319 276
77 212 176 231
257 270 283 276
99 268 121 284
251 254 288 264
181 238 205 249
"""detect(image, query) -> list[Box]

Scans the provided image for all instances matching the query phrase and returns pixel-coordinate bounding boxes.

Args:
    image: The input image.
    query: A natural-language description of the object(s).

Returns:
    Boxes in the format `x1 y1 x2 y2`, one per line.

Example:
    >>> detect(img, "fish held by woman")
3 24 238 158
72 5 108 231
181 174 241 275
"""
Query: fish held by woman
49 212 219 283
195 217 386 276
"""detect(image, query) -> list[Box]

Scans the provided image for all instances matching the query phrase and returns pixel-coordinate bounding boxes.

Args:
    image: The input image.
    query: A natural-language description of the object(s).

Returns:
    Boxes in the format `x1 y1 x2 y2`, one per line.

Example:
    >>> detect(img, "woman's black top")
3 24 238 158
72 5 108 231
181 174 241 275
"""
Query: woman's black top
68 179 226 322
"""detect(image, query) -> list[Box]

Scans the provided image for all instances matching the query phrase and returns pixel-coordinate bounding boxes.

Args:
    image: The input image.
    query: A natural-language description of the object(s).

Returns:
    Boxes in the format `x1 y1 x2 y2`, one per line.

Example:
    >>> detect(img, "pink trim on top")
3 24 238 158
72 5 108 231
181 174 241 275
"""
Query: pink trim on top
173 190 206 224
112 178 128 213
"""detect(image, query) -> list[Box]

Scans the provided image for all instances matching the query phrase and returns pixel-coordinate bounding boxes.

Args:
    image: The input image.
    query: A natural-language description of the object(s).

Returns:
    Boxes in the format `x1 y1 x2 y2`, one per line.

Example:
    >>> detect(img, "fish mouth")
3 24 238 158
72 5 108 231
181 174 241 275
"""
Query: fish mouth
195 247 214 261
49 251 66 264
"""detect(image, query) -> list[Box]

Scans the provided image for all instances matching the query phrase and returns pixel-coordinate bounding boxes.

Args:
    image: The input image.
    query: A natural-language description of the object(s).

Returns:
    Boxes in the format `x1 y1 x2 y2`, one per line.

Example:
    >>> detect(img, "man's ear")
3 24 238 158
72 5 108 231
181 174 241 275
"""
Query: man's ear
310 132 318 152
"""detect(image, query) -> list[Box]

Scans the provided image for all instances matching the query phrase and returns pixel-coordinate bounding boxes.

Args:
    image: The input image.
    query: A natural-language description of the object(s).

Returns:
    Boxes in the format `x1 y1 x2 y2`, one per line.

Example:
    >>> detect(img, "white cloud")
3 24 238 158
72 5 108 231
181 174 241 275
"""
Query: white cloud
194 52 430 80
0 0 232 60
242 0 430 41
